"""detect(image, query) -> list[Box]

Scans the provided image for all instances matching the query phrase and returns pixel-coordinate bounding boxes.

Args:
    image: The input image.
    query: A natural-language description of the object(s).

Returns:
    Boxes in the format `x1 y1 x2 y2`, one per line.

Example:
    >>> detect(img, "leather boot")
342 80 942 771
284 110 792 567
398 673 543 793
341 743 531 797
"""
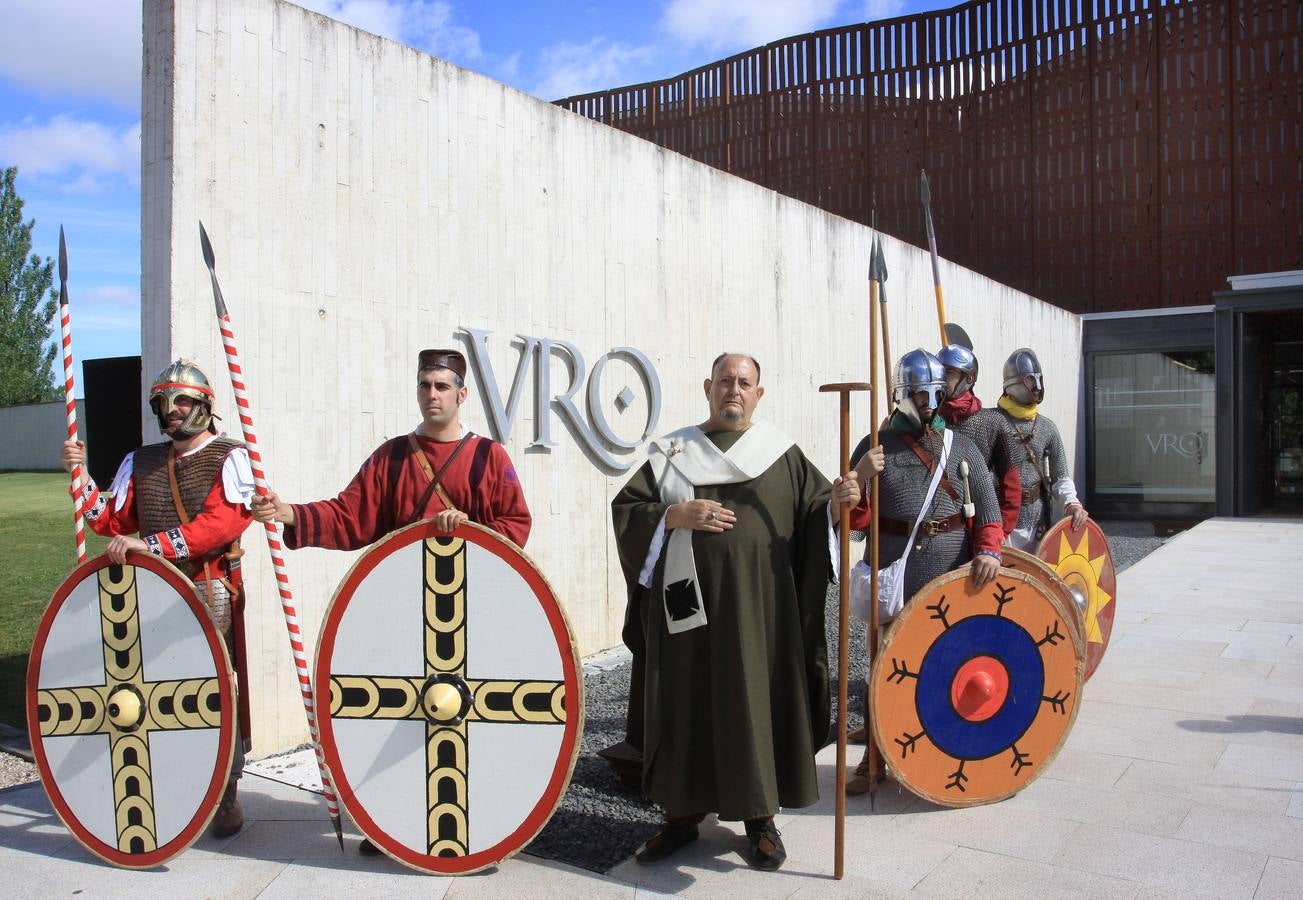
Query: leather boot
210 782 244 838
845 743 873 796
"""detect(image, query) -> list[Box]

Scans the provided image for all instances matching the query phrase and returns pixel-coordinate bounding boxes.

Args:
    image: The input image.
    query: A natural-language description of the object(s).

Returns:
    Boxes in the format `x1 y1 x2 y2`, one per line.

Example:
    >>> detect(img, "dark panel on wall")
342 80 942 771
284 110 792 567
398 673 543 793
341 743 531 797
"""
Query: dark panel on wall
82 356 142 488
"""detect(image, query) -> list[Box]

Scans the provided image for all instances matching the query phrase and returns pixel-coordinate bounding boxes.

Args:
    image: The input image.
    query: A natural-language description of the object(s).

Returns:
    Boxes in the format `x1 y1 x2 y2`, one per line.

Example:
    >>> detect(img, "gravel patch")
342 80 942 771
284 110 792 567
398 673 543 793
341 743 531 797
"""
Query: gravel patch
529 518 1174 873
0 751 38 789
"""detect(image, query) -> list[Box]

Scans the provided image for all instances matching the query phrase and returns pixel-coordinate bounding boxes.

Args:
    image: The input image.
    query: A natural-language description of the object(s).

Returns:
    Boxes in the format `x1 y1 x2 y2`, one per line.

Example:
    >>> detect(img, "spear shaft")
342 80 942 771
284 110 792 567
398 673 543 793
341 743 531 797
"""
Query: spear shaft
199 223 344 852
58 227 86 563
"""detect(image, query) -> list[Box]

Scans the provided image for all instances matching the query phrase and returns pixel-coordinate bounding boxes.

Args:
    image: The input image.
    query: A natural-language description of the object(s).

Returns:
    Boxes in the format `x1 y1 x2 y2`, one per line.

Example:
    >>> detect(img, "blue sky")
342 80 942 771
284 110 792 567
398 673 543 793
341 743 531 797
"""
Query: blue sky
0 0 949 382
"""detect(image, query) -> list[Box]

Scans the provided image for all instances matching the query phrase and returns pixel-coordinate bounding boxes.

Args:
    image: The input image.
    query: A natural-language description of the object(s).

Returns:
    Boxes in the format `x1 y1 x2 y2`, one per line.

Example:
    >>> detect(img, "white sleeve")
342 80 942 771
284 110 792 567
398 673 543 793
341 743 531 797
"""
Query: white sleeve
1051 477 1079 507
222 447 257 506
827 500 840 584
109 452 135 511
637 513 670 589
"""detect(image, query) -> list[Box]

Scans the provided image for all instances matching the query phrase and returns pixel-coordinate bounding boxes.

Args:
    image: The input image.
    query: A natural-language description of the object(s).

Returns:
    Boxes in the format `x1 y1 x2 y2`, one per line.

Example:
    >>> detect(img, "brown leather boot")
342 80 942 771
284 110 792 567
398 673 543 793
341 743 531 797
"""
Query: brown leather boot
848 723 867 744
210 782 244 838
845 744 873 796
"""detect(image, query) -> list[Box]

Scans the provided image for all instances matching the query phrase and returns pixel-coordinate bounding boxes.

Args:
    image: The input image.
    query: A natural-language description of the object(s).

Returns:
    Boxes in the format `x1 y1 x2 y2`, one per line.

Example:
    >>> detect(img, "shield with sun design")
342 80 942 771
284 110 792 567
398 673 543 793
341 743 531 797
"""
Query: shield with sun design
314 520 583 875
1036 517 1116 682
1000 547 1086 650
26 552 237 869
870 568 1084 807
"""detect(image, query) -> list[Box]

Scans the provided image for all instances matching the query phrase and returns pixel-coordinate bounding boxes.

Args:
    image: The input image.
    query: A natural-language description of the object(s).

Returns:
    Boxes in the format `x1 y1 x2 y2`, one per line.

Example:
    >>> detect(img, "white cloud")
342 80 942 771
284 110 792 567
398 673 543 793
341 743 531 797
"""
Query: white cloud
298 0 483 63
530 39 657 101
0 116 141 191
0 0 142 109
661 0 843 51
864 0 909 21
81 285 138 306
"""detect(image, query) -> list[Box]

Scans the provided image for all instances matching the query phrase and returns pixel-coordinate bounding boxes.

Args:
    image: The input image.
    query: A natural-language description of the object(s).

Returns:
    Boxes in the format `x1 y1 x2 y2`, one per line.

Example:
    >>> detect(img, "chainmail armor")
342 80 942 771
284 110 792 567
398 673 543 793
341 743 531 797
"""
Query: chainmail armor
997 410 1070 533
948 406 1024 502
852 427 1000 602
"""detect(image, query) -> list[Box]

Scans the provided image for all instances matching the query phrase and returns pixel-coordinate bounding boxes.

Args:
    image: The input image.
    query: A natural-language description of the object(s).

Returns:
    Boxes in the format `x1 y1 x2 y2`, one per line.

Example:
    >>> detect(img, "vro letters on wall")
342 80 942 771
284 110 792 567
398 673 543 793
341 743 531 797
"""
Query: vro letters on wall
459 328 662 473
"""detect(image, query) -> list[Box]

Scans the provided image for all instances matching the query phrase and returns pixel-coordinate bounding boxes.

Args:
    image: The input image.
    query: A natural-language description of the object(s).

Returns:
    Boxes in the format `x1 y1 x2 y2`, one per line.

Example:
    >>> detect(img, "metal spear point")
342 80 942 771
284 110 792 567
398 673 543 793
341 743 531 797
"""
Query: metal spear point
919 170 949 347
199 222 345 852
58 226 87 563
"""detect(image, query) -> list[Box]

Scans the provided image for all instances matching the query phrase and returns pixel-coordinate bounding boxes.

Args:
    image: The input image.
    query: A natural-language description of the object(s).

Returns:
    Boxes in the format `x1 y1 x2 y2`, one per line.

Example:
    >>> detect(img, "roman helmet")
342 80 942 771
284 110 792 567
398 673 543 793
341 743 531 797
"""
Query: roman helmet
149 359 216 437
937 343 979 399
892 348 948 427
1002 348 1045 405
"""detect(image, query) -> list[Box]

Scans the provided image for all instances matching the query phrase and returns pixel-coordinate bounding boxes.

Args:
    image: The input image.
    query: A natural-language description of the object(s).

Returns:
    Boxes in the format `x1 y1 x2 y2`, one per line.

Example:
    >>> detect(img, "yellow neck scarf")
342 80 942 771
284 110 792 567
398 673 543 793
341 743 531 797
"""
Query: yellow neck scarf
998 394 1039 420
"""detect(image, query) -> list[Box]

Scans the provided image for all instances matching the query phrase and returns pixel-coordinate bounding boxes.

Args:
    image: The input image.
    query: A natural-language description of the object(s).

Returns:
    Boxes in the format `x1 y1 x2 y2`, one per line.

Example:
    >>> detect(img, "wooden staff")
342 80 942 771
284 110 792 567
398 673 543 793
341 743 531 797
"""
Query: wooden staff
199 223 345 852
819 380 870 879
57 227 86 563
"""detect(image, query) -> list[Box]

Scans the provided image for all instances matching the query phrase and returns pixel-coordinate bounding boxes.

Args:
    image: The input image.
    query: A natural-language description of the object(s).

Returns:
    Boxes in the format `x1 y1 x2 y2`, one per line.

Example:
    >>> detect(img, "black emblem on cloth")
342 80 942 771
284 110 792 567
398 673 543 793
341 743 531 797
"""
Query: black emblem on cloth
665 579 700 621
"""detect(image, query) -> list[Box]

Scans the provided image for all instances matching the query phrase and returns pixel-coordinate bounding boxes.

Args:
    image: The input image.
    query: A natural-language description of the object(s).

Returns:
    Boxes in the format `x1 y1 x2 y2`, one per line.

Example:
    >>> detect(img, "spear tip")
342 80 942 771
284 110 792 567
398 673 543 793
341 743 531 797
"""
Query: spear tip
58 225 68 296
919 170 932 207
199 221 216 271
332 814 344 853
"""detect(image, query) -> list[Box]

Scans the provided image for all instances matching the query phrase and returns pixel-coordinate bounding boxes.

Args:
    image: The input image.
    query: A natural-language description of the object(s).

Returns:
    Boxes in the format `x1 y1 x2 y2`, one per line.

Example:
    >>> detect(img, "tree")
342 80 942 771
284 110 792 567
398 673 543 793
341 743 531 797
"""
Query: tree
0 166 60 406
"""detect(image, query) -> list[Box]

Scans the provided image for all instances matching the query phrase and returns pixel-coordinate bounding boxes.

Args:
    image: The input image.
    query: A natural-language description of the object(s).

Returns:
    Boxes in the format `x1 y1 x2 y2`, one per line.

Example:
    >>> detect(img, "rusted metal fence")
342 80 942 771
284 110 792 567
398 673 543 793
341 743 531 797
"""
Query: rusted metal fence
556 0 1302 314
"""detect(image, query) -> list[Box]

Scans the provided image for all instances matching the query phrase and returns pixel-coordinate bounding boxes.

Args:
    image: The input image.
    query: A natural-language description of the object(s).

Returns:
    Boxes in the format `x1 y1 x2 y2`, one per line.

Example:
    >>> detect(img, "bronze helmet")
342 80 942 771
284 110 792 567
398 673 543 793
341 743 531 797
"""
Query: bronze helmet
149 359 216 437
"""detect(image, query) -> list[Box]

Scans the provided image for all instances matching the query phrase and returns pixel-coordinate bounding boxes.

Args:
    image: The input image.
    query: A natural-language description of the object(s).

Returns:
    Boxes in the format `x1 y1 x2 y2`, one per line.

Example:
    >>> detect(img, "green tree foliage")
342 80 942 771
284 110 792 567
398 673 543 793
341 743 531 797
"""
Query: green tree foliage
0 166 60 406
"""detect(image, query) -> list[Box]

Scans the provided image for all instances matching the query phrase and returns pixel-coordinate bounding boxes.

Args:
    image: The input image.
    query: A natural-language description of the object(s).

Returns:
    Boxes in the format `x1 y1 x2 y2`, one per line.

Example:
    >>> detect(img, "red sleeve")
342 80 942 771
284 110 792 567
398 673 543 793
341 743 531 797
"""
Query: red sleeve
999 465 1022 536
285 444 394 551
848 490 871 532
973 520 1005 556
146 479 253 561
481 445 532 547
82 478 140 537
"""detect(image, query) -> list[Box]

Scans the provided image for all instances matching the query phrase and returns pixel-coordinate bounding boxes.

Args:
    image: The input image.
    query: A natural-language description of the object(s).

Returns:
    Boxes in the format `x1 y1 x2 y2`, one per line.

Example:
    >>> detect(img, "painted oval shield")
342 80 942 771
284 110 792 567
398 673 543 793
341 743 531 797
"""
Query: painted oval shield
26 552 237 869
1036 517 1117 681
870 568 1084 807
314 520 583 875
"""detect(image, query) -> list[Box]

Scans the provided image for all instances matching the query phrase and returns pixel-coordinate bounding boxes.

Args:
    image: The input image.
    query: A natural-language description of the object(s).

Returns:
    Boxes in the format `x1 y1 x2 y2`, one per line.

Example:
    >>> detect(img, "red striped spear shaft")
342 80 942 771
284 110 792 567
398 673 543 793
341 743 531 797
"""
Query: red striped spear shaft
199 223 344 851
58 227 86 564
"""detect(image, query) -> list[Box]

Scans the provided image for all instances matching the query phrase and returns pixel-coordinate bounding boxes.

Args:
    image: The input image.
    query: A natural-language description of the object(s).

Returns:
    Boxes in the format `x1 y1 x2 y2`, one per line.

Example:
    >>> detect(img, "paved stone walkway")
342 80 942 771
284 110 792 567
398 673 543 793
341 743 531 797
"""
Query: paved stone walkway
3 518 1301 897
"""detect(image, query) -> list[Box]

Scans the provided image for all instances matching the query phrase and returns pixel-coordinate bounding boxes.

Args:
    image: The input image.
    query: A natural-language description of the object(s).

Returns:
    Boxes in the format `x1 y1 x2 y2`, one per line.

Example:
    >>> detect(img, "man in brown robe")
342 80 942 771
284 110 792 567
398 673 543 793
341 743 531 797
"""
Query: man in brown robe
611 353 860 871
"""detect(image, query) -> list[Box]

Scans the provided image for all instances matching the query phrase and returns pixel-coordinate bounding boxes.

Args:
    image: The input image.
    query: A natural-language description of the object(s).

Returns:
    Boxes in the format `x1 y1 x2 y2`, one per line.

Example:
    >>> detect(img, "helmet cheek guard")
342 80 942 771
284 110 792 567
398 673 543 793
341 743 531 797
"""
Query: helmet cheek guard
149 359 217 437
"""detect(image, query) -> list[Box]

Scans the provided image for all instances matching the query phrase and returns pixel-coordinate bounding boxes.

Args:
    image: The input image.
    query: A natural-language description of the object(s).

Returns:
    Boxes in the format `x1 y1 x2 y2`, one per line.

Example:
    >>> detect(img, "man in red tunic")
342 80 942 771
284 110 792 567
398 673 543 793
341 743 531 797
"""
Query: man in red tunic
252 348 530 550
61 359 256 838
252 348 530 855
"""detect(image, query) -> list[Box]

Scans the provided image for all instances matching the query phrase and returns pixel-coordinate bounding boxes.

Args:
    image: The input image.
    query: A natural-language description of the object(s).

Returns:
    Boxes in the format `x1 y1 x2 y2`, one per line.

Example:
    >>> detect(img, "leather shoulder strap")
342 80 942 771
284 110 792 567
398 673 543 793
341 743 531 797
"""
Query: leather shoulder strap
902 432 961 502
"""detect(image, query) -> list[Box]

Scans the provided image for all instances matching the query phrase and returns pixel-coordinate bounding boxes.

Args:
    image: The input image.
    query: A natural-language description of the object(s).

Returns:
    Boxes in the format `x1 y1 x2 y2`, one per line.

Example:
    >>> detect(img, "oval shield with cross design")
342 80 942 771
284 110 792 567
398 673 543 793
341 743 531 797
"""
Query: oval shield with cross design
869 568 1084 808
26 552 237 869
314 520 583 875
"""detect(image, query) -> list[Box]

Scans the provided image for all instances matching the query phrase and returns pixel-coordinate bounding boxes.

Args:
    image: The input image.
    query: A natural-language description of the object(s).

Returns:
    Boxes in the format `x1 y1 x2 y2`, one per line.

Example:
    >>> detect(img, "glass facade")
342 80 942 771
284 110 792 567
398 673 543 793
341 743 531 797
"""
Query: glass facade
1092 351 1216 504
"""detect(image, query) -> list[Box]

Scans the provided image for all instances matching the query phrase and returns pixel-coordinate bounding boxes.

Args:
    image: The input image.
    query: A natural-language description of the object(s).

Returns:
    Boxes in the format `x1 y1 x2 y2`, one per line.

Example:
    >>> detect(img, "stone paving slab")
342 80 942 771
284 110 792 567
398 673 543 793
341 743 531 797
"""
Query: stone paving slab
1 518 1301 897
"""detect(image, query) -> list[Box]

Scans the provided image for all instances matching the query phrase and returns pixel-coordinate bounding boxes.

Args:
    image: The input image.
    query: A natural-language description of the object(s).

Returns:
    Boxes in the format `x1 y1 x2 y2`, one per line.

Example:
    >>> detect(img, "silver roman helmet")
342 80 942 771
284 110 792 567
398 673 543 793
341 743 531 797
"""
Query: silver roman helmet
1002 348 1044 405
149 359 216 437
893 348 948 426
937 343 978 399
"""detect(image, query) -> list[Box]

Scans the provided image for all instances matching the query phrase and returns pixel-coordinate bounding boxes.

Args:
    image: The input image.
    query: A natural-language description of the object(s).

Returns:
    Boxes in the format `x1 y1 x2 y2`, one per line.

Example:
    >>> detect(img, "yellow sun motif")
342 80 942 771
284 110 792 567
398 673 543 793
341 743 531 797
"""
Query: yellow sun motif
1054 530 1113 644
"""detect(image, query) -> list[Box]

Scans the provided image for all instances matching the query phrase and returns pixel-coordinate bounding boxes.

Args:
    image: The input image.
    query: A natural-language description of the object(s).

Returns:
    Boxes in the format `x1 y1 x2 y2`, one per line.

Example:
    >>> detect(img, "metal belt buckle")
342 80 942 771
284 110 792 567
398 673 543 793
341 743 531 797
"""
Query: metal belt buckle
923 519 943 536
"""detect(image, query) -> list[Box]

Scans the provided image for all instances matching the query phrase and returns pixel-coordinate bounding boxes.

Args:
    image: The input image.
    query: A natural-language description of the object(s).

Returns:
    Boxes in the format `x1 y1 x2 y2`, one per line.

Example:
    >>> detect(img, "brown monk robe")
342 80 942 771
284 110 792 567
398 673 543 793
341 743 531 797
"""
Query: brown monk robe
612 353 847 872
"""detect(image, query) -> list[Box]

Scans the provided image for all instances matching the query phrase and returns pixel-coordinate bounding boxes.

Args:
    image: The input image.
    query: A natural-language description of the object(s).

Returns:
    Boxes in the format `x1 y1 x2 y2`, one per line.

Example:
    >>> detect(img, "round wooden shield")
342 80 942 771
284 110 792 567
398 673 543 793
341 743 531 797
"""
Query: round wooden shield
26 552 237 869
870 568 1084 807
1036 517 1117 682
315 520 583 875
1000 547 1086 652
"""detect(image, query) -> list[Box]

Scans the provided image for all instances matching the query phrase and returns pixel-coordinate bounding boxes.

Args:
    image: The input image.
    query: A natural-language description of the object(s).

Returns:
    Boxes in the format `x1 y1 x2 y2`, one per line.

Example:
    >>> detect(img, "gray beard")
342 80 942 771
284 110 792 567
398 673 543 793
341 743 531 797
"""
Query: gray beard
719 406 743 422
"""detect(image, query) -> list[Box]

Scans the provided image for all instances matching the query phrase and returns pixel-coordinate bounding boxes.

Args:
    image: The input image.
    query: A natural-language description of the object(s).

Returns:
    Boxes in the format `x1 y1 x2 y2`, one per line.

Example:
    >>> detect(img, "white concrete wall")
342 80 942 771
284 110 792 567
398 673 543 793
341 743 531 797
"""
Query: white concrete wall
0 400 84 471
142 0 1082 755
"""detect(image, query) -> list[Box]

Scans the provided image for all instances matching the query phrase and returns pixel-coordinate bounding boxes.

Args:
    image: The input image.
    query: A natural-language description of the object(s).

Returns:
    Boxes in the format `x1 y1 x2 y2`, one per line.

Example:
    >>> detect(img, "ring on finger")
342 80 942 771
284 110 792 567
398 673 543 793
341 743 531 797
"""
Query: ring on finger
707 511 716 520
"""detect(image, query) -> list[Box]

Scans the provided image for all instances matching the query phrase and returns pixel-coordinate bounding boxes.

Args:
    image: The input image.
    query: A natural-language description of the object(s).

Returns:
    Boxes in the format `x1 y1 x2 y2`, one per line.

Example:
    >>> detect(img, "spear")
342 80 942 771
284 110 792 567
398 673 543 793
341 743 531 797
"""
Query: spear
919 170 949 347
866 239 886 811
57 227 87 564
199 223 345 852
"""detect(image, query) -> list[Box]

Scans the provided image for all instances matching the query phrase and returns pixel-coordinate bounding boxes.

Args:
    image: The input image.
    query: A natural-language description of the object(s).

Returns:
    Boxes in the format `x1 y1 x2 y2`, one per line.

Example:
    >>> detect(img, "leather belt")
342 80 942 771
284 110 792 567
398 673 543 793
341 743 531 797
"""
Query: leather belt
879 512 964 537
1021 485 1046 503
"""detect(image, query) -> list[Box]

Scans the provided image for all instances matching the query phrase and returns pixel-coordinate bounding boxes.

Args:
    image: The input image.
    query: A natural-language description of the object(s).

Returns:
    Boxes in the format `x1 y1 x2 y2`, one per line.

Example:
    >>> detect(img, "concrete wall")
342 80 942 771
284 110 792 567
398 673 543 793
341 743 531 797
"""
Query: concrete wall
0 400 84 471
142 0 1083 755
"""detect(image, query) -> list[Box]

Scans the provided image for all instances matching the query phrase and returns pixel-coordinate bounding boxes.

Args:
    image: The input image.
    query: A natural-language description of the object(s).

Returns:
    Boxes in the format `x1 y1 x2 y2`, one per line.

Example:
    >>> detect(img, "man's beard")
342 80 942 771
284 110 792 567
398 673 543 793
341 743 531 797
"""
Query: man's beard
719 405 744 422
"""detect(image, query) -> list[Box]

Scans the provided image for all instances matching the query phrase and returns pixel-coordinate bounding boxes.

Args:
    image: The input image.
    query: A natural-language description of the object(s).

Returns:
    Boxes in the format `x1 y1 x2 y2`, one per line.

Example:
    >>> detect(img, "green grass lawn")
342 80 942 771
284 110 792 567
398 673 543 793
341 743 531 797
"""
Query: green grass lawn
0 471 110 728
